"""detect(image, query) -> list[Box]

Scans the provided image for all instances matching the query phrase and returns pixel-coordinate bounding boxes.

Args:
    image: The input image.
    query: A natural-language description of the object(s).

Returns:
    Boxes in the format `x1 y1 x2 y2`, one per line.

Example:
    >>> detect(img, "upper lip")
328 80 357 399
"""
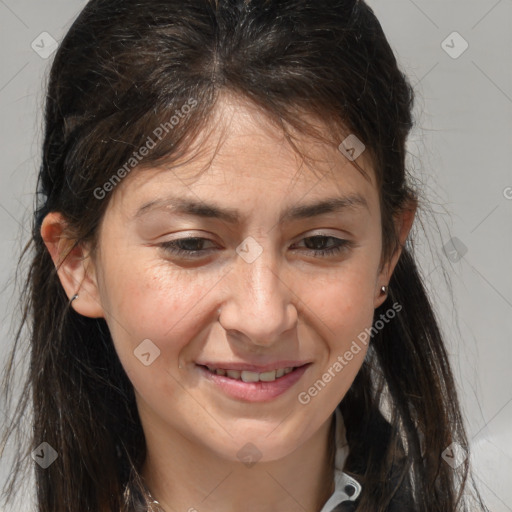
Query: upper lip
196 361 310 372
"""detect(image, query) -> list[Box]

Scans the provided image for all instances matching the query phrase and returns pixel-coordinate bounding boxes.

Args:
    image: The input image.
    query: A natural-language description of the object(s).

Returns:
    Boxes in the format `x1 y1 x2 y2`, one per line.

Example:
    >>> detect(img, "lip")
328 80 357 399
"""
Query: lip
196 362 311 402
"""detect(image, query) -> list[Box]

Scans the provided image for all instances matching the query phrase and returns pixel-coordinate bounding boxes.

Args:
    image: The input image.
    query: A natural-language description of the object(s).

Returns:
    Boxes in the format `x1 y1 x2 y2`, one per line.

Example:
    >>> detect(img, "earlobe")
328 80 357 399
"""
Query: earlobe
373 283 390 309
40 212 104 318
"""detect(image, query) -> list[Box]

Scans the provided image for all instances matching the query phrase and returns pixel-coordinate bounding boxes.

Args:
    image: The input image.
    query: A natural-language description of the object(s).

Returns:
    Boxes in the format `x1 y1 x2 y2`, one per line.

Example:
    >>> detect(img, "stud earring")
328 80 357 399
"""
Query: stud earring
381 285 388 295
71 293 79 303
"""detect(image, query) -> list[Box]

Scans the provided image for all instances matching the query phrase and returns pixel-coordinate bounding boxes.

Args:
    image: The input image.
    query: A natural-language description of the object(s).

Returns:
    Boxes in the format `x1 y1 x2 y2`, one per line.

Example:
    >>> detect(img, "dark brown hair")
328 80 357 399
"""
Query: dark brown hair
1 0 488 511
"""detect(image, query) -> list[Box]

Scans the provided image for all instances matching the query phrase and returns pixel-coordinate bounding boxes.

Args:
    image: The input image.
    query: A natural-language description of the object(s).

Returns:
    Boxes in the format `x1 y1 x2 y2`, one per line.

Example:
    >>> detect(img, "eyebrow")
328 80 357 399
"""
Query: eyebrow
134 194 369 224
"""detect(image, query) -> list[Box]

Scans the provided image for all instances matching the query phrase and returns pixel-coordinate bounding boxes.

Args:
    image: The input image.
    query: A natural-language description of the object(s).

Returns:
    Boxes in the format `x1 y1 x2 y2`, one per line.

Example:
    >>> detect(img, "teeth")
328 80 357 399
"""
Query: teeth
241 371 260 382
207 366 295 382
258 370 277 382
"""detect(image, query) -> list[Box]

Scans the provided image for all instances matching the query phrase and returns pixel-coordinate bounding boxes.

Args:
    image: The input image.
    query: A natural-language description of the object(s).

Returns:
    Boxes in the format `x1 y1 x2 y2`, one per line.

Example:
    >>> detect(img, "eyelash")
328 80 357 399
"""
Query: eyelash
158 235 352 259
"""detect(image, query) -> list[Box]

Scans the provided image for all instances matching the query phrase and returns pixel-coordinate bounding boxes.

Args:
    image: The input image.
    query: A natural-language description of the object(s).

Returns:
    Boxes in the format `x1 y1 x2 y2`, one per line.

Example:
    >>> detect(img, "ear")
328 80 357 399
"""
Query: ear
374 200 417 308
40 212 104 318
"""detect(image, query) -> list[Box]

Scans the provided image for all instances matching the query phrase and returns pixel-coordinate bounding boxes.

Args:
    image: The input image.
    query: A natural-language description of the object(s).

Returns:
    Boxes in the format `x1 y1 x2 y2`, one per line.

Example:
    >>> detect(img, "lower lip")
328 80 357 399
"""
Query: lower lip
196 364 310 402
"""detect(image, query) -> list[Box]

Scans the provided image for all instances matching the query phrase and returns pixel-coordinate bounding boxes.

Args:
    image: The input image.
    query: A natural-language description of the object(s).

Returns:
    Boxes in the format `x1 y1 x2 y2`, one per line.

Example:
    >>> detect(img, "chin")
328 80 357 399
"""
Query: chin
209 424 306 464
216 438 300 465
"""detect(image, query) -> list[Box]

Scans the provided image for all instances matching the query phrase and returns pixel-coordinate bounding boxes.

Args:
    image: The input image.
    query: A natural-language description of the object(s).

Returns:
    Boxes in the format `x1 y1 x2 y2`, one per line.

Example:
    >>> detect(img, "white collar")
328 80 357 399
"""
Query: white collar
318 407 362 512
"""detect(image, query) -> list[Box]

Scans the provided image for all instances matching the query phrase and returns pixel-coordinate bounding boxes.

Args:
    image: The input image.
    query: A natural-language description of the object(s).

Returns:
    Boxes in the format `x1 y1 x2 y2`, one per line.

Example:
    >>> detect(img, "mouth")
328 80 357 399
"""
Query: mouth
195 362 311 402
200 365 299 382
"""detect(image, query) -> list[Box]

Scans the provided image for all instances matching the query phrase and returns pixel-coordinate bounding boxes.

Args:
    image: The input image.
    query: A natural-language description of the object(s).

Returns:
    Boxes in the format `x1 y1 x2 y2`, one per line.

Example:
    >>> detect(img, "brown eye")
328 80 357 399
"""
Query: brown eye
159 237 217 258
293 236 352 257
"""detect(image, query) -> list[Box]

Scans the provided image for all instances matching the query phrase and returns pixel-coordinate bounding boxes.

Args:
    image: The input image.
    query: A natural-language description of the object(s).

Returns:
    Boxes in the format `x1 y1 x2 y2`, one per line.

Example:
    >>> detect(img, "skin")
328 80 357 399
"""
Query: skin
42 93 415 512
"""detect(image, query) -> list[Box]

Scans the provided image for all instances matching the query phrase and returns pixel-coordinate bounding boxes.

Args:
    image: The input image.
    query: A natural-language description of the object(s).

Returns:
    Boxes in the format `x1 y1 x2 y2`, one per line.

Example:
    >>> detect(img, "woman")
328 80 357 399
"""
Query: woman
0 0 489 511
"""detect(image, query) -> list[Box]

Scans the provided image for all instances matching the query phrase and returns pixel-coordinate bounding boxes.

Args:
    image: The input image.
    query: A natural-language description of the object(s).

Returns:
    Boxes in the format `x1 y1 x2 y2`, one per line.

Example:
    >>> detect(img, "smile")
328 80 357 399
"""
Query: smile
204 366 296 382
196 363 311 402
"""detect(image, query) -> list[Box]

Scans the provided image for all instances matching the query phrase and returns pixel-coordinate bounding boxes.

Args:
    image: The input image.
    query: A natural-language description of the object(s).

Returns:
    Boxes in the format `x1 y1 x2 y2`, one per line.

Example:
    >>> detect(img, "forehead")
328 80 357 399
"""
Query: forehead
107 93 378 219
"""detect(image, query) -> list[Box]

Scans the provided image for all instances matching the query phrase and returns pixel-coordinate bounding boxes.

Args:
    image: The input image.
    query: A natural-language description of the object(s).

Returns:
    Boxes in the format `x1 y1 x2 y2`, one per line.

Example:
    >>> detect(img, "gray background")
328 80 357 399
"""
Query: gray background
0 0 511 510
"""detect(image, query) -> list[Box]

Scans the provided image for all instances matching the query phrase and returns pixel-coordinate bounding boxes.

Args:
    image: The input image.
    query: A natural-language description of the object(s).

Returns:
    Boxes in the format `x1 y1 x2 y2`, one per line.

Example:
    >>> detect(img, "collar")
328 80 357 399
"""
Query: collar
318 407 362 512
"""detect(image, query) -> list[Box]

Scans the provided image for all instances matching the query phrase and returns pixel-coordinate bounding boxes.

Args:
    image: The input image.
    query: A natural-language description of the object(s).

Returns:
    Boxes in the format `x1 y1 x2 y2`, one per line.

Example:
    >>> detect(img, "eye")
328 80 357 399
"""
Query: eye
159 237 217 258
292 235 352 257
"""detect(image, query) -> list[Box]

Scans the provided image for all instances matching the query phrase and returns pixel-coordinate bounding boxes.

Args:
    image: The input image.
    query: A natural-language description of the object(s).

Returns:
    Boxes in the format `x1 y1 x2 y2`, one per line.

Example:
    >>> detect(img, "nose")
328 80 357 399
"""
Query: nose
218 245 299 348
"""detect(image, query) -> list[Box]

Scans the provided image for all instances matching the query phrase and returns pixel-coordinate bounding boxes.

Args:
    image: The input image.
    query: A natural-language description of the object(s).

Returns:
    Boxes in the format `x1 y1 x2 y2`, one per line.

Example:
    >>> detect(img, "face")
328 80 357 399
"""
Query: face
51 95 397 463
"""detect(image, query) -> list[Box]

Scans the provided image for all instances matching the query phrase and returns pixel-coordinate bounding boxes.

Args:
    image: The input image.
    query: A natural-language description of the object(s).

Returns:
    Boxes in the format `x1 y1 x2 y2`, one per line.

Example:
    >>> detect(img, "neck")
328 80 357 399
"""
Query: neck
139 412 336 512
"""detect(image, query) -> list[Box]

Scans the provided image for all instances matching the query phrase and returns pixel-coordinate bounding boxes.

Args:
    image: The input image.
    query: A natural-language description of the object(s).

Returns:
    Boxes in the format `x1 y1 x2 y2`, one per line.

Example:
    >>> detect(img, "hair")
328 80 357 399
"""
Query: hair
0 0 489 511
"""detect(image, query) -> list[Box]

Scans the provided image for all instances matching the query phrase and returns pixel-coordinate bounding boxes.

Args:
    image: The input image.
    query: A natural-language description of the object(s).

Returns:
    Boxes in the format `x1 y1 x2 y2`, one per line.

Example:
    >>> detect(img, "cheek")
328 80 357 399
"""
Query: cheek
293 272 375 412
304 257 378 332
98 251 215 375
297 254 378 384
